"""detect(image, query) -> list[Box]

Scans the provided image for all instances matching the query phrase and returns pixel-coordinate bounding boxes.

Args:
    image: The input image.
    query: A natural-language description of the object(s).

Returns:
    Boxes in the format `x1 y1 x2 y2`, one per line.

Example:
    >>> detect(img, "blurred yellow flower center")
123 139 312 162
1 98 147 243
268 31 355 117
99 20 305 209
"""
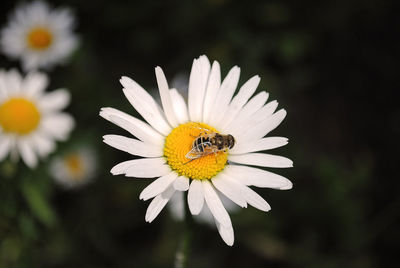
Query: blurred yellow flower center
164 122 228 180
0 98 41 135
27 27 53 50
65 154 84 179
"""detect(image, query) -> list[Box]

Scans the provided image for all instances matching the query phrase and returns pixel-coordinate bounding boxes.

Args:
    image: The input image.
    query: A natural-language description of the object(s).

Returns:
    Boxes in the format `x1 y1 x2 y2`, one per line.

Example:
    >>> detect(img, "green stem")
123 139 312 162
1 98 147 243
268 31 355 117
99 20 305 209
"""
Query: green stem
174 192 193 268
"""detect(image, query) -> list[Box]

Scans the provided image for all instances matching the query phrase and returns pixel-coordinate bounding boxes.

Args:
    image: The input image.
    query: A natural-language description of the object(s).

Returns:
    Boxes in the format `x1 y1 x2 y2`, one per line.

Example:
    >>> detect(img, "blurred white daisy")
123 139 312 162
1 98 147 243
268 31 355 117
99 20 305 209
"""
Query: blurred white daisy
0 1 78 71
0 69 74 168
101 55 293 246
49 147 96 189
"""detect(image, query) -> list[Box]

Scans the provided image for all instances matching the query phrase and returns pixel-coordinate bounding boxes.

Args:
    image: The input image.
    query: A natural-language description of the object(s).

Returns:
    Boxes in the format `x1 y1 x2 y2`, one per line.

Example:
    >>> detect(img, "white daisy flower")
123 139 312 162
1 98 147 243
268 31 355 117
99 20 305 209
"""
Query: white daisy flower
49 147 96 189
0 1 78 71
100 55 293 246
0 69 74 168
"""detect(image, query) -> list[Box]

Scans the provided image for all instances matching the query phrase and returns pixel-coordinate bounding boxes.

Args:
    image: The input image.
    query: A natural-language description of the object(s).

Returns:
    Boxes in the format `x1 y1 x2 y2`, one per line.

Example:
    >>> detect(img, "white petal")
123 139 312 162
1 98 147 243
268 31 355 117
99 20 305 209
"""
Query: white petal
216 220 234 246
241 186 271 211
169 89 189 124
225 165 292 190
0 71 8 99
49 8 75 29
173 176 189 191
109 160 135 174
28 2 49 22
199 55 211 83
125 159 170 178
239 91 269 118
0 136 11 161
237 109 287 142
120 76 171 135
187 59 200 120
5 69 22 96
187 179 204 215
211 173 247 207
110 157 169 177
17 139 37 168
197 56 211 120
139 171 178 201
103 134 163 157
224 92 269 135
208 66 240 127
203 180 232 228
23 72 48 98
41 113 74 141
193 191 239 226
31 133 55 158
21 55 41 72
250 100 279 123
231 101 279 139
202 61 221 122
230 137 289 155
7 136 18 161
100 107 164 146
188 56 211 122
38 88 70 112
219 75 260 131
214 174 271 211
228 153 293 168
145 186 175 223
259 100 279 118
155 67 179 127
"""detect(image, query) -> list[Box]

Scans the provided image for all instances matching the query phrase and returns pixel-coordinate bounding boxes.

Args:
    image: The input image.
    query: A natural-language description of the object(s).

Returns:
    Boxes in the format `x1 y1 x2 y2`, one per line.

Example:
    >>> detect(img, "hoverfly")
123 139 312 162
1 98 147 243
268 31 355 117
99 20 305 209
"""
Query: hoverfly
185 127 235 164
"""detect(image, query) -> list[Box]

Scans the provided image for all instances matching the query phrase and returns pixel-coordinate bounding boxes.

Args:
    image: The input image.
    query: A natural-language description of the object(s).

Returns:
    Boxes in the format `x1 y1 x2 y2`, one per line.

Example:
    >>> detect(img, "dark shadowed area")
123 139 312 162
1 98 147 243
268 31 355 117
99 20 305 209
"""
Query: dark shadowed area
0 0 398 267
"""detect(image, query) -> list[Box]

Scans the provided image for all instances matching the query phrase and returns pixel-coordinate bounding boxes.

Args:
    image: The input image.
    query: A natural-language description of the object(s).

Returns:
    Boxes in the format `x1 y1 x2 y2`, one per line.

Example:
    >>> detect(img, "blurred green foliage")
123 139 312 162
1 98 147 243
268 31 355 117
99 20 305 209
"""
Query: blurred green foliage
0 0 398 267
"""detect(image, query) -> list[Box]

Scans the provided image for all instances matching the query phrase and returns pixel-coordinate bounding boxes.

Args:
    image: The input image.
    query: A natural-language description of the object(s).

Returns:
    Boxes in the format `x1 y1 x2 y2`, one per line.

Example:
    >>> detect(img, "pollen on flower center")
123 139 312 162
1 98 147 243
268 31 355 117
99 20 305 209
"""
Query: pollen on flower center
164 122 228 180
27 27 53 50
65 154 84 179
0 98 41 135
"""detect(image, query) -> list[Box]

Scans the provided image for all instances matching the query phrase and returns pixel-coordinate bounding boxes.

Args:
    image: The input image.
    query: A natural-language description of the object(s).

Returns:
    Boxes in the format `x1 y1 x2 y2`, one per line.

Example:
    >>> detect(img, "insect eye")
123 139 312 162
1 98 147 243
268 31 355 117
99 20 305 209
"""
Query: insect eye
228 135 235 149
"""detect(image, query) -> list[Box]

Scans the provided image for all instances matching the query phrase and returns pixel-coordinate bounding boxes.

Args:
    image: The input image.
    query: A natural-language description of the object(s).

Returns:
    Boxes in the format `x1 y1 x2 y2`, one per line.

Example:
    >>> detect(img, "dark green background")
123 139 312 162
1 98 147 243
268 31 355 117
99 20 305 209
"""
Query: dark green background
0 0 398 267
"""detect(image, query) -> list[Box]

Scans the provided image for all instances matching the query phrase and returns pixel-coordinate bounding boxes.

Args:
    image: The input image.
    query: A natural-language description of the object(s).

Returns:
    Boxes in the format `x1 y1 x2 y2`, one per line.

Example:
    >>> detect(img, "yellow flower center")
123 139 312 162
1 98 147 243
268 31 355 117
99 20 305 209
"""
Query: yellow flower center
0 98 41 135
65 154 85 179
164 122 228 180
27 27 53 50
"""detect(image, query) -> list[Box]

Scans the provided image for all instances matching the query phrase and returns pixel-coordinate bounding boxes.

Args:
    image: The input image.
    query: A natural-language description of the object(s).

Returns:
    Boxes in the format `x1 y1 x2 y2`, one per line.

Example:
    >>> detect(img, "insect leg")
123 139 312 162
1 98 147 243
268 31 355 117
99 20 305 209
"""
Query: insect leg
183 158 196 165
212 147 219 164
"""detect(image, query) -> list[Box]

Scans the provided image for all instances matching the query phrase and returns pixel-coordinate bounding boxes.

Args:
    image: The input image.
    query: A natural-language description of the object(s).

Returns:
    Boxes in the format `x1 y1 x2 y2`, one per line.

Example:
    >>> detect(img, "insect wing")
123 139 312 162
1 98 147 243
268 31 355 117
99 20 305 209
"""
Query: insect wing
185 147 202 159
194 125 215 135
203 145 216 155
